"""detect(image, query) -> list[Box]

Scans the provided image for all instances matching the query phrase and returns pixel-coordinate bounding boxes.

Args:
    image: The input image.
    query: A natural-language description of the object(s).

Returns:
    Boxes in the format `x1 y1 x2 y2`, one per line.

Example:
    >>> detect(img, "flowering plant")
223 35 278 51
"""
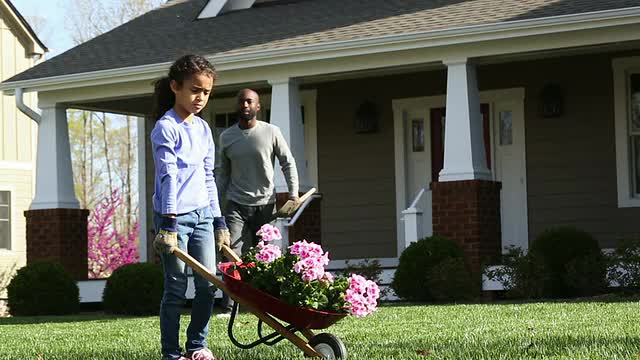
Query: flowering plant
232 224 380 317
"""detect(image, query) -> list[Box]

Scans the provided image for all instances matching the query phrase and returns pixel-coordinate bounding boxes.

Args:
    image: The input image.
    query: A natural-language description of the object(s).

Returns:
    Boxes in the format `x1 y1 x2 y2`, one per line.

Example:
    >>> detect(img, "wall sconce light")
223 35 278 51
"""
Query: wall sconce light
354 100 379 134
538 83 564 118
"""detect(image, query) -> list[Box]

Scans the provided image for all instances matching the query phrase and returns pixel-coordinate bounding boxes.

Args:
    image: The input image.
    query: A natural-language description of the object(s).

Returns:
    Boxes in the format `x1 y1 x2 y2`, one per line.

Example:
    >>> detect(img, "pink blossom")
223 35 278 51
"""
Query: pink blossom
290 240 329 282
302 267 324 281
344 274 380 318
87 190 139 278
256 224 282 242
288 240 323 258
255 243 282 263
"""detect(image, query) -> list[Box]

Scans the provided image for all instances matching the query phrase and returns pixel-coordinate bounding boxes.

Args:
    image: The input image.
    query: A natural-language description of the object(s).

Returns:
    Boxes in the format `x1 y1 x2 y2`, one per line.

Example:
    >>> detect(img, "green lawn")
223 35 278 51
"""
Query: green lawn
1 298 639 360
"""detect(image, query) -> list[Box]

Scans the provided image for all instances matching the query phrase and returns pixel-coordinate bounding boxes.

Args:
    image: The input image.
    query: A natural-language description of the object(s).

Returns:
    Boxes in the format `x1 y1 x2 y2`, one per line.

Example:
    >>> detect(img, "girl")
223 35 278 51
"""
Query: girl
151 54 230 360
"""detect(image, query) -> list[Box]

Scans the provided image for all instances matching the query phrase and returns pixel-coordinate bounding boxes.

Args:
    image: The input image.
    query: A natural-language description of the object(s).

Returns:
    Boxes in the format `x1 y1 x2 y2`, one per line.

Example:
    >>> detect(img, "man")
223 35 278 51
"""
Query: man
215 88 300 317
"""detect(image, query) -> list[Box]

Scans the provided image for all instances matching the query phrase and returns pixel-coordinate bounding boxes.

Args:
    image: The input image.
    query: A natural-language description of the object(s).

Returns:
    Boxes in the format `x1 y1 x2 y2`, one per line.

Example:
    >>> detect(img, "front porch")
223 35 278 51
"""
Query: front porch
13 38 640 302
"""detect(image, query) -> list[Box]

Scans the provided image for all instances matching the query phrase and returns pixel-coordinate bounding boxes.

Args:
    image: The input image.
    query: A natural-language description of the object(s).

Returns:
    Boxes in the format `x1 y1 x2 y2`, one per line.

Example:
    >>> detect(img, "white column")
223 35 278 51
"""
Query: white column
439 59 491 182
30 104 80 209
138 116 148 262
268 78 310 192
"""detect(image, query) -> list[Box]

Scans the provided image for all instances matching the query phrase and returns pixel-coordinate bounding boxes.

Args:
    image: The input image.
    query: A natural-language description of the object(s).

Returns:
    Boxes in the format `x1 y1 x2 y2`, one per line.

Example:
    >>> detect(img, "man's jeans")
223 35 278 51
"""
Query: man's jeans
155 207 216 359
220 201 275 311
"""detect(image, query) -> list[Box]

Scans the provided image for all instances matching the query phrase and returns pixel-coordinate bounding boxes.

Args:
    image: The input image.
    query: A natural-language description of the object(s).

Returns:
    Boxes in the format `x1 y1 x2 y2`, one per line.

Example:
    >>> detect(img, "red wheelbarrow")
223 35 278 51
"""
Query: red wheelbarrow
170 245 349 359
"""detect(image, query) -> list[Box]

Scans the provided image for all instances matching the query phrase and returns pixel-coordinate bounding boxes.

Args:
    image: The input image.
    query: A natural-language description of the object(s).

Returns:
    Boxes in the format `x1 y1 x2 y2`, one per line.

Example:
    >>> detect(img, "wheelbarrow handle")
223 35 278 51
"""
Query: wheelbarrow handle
221 244 242 262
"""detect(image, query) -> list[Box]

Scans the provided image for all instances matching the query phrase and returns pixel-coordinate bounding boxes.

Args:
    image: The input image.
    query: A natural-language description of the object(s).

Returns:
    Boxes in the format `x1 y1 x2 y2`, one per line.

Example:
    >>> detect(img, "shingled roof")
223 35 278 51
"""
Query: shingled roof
6 0 640 83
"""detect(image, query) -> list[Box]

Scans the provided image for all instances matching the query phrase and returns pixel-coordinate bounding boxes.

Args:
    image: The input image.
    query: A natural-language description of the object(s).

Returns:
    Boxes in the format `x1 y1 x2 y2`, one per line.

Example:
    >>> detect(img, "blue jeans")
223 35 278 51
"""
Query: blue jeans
155 207 216 359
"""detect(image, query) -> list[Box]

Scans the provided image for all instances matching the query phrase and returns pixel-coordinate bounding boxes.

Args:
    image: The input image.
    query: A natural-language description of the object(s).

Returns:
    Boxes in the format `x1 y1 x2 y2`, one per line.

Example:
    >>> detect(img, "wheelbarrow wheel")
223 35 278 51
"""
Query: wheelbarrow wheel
308 333 347 359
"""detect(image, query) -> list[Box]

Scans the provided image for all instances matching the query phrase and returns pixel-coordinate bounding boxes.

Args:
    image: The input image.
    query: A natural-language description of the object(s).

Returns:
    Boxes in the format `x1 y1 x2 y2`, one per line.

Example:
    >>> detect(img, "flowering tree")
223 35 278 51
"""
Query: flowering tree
88 191 139 278
236 224 380 317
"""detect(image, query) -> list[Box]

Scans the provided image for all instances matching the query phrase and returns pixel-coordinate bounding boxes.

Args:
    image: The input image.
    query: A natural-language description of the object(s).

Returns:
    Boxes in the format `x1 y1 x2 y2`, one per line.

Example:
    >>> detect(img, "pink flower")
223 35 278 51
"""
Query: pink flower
290 240 330 282
344 274 380 317
289 240 323 258
255 243 282 263
256 224 282 242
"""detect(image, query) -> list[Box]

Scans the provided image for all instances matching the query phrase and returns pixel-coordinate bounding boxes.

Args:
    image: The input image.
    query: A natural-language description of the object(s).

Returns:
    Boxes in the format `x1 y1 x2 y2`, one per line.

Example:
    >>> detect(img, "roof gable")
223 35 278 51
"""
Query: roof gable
0 0 48 56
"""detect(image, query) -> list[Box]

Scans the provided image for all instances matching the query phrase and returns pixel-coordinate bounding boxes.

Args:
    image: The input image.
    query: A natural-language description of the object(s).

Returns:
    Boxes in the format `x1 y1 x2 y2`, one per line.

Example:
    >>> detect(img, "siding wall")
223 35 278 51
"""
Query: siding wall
479 51 640 248
316 50 640 259
316 71 447 259
0 16 40 295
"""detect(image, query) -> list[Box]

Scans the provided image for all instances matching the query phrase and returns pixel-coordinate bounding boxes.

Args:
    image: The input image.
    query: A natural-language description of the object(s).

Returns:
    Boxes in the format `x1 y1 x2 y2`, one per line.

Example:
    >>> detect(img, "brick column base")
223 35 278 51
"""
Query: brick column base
431 180 501 274
276 192 322 246
25 208 90 280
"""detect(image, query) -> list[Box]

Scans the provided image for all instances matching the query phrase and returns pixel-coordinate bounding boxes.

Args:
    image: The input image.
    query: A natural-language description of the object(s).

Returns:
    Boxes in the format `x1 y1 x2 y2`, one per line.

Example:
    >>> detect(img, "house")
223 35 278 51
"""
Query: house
0 0 47 302
2 0 640 299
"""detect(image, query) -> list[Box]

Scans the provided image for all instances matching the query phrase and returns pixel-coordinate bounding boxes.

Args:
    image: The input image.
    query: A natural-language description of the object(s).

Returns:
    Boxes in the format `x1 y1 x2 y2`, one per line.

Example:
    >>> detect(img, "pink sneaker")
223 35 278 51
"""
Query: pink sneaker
188 348 216 360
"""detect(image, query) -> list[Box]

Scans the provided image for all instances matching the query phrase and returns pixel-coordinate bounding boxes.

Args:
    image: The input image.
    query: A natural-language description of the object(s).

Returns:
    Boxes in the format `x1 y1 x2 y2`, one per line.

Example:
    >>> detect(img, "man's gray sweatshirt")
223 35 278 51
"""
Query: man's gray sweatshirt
215 121 299 206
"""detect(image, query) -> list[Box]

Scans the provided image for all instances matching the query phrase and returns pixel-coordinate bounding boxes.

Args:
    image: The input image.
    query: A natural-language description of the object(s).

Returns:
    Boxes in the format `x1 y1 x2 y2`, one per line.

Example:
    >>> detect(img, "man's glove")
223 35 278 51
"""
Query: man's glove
153 216 177 255
283 195 301 217
213 216 230 251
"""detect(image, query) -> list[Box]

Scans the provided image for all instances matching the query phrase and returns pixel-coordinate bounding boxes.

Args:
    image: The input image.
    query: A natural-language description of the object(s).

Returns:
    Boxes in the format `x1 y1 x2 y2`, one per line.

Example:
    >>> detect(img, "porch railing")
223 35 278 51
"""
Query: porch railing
401 188 431 249
273 193 321 249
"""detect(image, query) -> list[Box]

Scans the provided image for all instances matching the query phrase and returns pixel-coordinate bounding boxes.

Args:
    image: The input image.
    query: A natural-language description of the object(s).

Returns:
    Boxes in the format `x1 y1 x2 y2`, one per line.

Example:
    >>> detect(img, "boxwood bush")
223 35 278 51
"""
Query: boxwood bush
103 263 163 315
529 226 606 298
392 235 472 301
7 261 79 316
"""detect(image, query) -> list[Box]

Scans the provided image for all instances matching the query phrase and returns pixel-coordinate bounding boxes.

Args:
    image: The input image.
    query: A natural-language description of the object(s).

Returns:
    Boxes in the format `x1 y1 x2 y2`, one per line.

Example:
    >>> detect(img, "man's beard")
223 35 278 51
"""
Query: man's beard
238 109 257 121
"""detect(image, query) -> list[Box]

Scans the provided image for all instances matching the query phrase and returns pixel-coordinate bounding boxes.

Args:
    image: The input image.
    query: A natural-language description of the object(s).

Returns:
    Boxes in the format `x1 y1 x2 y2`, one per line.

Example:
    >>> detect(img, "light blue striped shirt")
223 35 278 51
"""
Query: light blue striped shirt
151 109 222 217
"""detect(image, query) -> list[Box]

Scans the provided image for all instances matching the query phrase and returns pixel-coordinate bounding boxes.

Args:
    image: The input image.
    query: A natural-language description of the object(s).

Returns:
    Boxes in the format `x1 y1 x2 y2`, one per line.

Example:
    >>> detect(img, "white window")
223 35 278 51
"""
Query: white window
0 191 10 250
614 57 640 207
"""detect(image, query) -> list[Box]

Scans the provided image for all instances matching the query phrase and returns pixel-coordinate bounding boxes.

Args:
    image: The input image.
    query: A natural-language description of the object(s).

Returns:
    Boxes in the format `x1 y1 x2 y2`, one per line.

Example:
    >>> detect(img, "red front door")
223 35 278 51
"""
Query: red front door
430 104 491 182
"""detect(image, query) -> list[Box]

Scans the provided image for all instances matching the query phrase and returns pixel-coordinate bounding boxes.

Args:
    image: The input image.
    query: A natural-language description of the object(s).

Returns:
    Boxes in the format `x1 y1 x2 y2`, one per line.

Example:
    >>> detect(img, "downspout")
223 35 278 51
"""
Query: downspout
15 87 41 124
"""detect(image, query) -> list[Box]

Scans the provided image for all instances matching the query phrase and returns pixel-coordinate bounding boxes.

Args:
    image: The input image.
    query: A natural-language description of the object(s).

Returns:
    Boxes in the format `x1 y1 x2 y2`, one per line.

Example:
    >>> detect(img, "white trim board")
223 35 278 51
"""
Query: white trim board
0 185 17 253
613 56 640 207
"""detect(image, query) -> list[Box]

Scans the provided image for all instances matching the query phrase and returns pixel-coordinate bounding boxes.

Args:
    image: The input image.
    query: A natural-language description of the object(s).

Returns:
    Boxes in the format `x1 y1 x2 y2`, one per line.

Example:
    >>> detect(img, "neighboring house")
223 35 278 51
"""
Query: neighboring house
0 0 46 298
2 0 640 298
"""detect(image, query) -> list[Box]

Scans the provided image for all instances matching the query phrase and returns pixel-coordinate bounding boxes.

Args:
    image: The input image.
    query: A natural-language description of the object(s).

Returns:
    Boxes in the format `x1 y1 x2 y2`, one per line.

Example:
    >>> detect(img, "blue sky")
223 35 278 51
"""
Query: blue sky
13 0 76 58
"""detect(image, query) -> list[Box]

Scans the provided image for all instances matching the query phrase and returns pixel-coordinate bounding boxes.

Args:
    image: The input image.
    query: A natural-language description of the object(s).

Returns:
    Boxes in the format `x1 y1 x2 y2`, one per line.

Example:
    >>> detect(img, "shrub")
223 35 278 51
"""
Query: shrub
392 235 467 301
427 257 475 301
565 255 608 296
529 226 605 298
7 261 79 316
103 263 163 315
607 239 640 294
485 246 548 299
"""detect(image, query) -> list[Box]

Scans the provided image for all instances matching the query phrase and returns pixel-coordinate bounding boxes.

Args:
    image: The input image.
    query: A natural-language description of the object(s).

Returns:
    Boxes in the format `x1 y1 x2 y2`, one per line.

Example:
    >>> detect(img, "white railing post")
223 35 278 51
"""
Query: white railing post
273 217 290 250
401 188 426 248
401 207 422 248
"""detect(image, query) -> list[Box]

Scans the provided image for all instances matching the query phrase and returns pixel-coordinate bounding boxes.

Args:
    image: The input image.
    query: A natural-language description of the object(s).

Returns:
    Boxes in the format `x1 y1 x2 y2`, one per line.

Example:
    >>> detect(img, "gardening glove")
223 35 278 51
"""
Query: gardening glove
283 195 301 217
153 216 177 255
214 216 230 251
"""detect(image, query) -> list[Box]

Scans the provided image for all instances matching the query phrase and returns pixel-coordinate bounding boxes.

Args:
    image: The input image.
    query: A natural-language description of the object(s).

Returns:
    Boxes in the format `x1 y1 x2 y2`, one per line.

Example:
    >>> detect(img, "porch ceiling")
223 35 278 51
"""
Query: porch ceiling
69 96 152 117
